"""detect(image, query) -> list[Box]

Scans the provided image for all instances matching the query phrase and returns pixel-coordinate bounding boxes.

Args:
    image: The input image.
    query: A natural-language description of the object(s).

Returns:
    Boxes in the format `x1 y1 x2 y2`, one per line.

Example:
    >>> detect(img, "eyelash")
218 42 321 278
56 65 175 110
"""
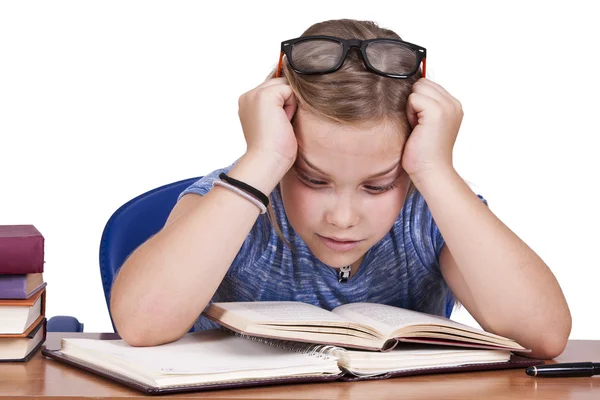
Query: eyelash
293 169 401 194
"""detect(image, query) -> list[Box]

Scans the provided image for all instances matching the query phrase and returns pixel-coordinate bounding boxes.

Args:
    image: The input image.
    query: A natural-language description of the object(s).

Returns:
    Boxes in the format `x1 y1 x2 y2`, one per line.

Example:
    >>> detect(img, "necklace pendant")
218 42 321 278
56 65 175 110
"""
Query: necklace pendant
338 265 351 283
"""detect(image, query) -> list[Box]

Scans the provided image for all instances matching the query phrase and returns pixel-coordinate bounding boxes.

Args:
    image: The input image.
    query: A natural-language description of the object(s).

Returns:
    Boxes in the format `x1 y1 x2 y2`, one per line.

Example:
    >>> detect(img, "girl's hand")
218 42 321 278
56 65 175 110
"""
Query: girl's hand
402 78 463 181
238 77 299 169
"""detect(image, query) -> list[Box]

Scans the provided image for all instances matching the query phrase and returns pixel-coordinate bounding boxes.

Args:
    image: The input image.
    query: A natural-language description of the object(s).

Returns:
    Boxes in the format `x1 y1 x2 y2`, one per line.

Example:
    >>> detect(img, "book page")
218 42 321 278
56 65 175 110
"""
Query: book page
332 303 483 338
208 301 351 324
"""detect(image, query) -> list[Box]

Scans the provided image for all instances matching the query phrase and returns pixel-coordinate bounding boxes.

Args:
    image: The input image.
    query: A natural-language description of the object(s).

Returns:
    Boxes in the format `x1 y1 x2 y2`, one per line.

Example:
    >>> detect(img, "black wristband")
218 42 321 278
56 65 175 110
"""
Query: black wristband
218 173 270 208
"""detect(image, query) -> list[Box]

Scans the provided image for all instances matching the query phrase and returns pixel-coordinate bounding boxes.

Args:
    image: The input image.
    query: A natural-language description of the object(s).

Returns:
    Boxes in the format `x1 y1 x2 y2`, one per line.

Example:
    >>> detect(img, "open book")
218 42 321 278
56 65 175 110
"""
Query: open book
203 301 528 352
42 329 541 394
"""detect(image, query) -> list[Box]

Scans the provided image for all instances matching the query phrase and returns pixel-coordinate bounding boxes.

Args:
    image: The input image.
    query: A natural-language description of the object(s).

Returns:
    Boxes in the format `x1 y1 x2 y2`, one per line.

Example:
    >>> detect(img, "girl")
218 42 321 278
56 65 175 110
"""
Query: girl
110 19 571 359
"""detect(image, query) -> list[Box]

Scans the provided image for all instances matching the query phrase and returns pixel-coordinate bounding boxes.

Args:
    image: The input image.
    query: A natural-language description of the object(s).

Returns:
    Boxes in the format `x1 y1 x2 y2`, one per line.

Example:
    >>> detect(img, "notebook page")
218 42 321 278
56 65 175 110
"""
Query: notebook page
336 346 510 376
62 329 338 376
339 344 511 361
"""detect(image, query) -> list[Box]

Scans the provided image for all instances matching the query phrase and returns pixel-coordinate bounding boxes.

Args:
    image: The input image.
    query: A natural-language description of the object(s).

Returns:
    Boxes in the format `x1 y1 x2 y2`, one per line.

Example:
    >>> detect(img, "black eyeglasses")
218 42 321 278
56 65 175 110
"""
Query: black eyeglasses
276 35 426 79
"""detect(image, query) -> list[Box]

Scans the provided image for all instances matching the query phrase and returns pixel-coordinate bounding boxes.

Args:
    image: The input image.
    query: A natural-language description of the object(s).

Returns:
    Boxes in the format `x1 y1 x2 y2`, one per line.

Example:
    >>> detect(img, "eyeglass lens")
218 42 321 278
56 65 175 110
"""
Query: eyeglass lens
290 39 343 72
290 39 418 76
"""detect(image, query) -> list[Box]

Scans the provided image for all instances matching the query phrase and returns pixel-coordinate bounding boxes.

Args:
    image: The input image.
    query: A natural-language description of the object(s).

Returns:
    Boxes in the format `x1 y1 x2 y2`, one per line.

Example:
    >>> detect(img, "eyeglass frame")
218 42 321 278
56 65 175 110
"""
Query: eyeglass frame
275 35 427 79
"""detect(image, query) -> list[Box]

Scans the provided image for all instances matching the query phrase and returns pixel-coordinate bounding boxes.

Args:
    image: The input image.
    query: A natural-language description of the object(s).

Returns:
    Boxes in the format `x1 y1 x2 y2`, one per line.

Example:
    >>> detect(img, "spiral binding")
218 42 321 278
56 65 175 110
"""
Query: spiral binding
220 327 346 360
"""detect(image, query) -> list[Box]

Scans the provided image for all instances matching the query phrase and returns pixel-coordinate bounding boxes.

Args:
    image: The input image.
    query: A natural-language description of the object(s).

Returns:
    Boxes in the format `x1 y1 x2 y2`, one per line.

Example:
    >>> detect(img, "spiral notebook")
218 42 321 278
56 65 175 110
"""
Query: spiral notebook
42 329 543 395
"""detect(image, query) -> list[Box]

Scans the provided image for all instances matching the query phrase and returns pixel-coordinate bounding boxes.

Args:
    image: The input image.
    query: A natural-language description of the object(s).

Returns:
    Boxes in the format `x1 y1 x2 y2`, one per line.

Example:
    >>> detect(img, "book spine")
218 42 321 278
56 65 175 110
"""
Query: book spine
223 328 345 360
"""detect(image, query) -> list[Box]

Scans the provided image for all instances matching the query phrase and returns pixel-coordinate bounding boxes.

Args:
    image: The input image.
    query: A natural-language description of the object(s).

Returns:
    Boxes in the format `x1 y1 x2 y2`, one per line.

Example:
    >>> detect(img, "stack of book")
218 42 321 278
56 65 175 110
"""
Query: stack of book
0 225 47 362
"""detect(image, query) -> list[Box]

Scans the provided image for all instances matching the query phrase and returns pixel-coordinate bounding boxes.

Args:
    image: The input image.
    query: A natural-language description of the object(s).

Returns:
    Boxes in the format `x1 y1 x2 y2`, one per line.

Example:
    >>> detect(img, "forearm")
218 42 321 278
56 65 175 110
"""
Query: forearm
111 153 290 346
411 167 571 357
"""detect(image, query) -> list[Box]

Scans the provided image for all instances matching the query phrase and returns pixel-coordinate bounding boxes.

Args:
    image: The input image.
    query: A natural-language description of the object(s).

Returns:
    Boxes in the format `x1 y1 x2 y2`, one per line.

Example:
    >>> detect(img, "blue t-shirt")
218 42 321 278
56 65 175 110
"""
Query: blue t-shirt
179 162 485 331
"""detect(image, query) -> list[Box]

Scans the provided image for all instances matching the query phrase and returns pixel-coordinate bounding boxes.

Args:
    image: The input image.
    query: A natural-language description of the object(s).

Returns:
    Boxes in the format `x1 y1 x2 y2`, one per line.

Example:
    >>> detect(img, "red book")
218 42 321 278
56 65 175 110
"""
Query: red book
0 225 44 274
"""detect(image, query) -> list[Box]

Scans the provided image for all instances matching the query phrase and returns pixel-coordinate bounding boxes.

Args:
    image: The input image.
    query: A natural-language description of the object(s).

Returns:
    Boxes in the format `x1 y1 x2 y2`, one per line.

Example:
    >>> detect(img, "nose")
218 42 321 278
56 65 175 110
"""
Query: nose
325 193 360 230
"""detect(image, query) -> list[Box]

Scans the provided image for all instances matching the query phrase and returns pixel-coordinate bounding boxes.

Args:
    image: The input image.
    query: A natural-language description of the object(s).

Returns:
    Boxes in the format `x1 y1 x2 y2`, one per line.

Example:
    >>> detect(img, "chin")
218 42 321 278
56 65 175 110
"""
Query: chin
310 245 364 269
297 231 369 268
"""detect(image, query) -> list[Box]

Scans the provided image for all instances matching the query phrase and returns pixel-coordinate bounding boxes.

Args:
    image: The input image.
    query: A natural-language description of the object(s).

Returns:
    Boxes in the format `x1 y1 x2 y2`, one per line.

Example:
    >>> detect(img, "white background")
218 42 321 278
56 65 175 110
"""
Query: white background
1 1 598 337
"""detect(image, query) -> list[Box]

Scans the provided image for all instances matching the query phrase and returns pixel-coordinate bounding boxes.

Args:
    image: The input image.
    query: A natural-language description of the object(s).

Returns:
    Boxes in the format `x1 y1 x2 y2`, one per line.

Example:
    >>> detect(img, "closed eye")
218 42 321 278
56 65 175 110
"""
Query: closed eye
293 168 401 194
293 168 327 185
364 180 401 193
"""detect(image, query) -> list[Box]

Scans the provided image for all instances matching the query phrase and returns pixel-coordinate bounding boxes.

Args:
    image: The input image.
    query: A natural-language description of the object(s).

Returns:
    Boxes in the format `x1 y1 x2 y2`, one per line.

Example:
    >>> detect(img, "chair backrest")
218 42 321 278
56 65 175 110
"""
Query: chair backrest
99 177 201 332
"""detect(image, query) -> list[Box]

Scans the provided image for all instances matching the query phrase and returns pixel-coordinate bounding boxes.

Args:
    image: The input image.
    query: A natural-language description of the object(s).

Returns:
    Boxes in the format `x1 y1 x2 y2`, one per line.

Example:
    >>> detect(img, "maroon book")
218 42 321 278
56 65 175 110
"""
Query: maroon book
0 225 44 274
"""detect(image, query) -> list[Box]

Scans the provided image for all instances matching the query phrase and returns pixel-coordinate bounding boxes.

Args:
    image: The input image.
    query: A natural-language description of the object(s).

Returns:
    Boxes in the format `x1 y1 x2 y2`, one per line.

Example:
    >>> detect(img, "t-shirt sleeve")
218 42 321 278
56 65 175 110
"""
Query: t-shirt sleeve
407 189 488 275
177 161 272 276
178 162 233 199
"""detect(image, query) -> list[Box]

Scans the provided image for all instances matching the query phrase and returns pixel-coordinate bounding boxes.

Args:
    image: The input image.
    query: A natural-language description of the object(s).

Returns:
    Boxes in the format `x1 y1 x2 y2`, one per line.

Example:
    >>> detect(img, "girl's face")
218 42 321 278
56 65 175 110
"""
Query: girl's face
280 109 411 270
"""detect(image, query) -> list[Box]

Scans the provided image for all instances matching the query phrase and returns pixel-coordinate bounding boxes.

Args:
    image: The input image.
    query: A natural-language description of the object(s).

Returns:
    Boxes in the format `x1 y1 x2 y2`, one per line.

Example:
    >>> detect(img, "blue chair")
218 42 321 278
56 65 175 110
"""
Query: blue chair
46 177 201 332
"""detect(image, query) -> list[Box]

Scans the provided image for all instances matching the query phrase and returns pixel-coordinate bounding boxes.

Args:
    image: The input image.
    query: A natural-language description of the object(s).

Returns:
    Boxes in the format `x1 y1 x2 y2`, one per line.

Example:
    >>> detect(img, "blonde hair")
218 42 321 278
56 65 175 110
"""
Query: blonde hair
263 19 422 250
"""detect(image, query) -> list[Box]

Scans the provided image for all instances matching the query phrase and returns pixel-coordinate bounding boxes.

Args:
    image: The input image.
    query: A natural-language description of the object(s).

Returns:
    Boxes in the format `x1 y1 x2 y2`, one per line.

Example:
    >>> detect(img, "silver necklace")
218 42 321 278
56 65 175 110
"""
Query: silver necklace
338 265 351 283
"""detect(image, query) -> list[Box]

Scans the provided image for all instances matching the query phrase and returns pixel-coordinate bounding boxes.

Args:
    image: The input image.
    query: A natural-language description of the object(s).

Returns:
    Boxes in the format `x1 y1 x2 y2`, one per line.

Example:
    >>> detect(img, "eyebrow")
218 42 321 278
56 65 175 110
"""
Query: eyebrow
297 152 401 179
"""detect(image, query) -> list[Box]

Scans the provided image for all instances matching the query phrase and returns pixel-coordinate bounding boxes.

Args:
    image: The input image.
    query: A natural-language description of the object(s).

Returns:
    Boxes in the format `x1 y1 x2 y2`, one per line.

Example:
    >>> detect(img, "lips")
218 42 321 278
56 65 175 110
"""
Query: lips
327 237 357 242
318 235 363 252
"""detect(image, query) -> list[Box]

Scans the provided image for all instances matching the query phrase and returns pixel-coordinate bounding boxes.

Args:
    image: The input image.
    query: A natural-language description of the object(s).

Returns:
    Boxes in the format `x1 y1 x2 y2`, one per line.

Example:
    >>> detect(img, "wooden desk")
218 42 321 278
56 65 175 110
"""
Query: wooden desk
1 333 600 399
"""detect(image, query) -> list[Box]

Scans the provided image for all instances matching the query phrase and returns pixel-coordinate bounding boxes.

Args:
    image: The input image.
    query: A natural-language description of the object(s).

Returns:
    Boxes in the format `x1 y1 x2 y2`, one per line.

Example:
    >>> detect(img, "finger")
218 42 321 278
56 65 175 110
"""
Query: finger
406 98 418 129
268 83 297 120
412 79 447 103
418 78 461 107
421 78 452 97
283 90 298 121
406 92 440 127
255 77 289 91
